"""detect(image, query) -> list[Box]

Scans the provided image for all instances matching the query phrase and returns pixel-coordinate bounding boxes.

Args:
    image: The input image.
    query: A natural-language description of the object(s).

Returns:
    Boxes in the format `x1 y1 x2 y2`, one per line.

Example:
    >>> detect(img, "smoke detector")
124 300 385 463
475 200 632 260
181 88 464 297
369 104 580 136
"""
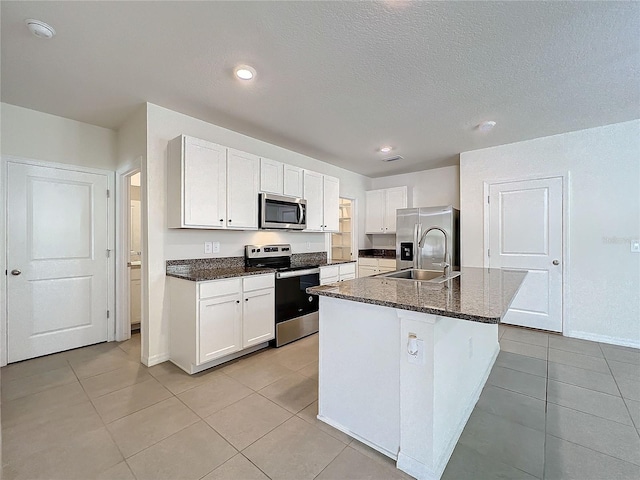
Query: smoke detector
25 19 56 39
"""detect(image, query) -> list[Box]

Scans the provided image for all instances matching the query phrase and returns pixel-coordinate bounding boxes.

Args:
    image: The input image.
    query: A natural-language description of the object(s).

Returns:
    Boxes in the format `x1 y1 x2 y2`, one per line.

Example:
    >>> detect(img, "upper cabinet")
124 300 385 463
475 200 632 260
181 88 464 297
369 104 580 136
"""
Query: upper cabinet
260 157 284 195
167 135 258 230
283 164 304 198
303 171 339 232
365 186 408 234
227 149 260 229
260 158 304 199
168 135 227 229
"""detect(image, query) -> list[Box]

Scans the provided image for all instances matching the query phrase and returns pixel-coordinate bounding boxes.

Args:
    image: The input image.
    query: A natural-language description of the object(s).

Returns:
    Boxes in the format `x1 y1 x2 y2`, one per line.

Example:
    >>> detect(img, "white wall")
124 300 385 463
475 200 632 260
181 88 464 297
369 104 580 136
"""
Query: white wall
145 103 372 363
460 120 640 346
368 165 460 249
1 103 117 170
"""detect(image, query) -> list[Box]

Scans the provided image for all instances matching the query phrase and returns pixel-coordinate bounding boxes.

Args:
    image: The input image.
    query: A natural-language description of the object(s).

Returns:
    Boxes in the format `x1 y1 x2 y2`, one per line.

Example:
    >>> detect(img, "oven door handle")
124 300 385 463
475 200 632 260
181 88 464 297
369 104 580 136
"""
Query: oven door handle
276 268 320 279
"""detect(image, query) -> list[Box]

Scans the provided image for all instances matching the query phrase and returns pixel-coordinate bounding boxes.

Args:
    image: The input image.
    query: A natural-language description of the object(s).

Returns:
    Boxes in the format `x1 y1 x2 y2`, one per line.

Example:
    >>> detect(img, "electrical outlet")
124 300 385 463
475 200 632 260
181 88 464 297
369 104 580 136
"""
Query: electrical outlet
306 241 311 250
204 242 213 254
632 240 640 253
212 242 220 253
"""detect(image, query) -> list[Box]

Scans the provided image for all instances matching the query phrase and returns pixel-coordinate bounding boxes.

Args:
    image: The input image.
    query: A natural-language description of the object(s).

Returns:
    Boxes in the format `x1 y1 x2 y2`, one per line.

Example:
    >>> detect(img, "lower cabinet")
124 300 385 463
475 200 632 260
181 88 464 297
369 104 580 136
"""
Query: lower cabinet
169 273 275 374
320 262 356 285
358 258 396 277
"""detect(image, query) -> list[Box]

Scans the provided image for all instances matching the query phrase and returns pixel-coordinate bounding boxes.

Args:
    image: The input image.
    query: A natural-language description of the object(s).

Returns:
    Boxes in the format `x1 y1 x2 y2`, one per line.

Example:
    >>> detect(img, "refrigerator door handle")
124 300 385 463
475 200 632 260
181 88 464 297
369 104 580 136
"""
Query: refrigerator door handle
414 223 421 269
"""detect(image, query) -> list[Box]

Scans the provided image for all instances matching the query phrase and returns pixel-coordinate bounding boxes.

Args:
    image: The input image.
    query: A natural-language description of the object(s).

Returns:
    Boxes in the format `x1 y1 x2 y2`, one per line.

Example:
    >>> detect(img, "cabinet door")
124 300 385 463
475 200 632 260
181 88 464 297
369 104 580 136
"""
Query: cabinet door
242 288 275 348
303 170 324 231
260 158 283 195
182 137 227 228
199 294 242 364
227 149 260 229
283 164 304 198
358 265 378 278
323 175 340 232
365 190 385 233
384 186 408 233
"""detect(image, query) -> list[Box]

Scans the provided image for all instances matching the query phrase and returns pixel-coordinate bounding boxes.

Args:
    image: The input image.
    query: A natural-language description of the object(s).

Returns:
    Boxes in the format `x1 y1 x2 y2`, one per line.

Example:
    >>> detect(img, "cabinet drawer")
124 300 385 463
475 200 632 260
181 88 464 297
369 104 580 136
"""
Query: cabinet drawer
199 278 242 299
358 258 377 267
378 259 397 269
339 263 356 275
321 275 339 286
243 274 275 292
340 273 356 281
320 265 339 279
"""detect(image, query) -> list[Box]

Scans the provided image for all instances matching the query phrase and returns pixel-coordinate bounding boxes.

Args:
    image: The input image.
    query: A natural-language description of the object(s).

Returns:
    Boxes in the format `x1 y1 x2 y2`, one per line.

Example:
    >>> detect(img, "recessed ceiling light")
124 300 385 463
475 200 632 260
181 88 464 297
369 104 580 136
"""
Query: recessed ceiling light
477 120 497 132
234 65 256 81
25 19 56 39
379 145 393 153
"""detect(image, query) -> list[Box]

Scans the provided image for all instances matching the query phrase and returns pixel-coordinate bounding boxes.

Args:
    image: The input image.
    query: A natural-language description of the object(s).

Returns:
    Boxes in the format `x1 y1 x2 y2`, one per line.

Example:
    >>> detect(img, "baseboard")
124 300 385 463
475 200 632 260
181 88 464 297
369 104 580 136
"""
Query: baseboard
397 345 499 480
316 414 398 460
143 352 170 367
565 331 640 349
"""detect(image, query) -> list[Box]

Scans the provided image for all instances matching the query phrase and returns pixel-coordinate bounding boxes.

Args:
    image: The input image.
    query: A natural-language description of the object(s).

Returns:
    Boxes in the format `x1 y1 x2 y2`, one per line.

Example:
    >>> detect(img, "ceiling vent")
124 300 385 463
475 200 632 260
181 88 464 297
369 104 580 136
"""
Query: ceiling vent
381 155 404 162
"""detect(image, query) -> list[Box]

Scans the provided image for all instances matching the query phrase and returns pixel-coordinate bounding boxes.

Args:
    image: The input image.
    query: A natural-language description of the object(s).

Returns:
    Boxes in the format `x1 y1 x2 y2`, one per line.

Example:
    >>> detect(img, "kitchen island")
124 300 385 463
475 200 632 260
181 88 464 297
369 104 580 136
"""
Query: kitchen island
307 267 526 480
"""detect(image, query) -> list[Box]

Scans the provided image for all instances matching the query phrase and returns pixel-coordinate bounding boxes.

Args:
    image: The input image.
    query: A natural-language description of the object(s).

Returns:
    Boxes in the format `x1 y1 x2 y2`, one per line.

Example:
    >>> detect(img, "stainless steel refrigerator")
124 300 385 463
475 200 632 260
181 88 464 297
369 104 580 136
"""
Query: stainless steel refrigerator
396 206 460 271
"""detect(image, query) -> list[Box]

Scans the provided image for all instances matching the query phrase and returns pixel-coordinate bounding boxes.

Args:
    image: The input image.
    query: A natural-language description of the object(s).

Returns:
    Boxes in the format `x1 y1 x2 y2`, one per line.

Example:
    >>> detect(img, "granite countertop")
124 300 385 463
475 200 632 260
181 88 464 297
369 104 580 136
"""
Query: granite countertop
307 267 527 324
358 249 396 259
318 260 357 266
166 266 276 282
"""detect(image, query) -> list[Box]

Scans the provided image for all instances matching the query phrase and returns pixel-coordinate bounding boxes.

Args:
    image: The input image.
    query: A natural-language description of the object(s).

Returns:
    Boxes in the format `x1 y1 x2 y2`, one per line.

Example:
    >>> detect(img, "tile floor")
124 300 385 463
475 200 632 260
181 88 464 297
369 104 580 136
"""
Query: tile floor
1 325 639 479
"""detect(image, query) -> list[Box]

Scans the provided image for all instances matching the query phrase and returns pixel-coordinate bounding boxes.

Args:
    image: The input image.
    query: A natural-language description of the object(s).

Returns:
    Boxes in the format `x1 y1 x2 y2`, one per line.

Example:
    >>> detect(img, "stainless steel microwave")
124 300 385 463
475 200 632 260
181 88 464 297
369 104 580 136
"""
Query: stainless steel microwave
259 193 307 230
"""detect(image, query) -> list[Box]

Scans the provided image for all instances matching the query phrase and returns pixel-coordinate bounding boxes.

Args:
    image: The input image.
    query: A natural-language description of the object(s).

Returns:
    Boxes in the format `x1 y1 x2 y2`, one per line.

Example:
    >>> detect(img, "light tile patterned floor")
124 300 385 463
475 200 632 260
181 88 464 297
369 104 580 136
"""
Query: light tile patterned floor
1 326 639 479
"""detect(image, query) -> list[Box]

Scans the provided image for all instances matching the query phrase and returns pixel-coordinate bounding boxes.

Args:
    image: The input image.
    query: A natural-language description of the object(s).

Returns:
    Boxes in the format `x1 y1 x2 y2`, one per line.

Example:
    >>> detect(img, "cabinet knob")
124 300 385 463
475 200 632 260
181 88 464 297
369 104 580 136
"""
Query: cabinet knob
220 219 224 222
236 300 240 304
228 219 232 223
245 298 249 301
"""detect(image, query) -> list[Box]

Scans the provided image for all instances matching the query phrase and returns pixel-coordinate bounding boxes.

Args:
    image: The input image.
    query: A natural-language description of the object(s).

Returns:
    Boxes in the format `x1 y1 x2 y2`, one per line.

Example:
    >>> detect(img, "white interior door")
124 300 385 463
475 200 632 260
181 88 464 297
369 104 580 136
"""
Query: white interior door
489 177 563 332
7 162 110 362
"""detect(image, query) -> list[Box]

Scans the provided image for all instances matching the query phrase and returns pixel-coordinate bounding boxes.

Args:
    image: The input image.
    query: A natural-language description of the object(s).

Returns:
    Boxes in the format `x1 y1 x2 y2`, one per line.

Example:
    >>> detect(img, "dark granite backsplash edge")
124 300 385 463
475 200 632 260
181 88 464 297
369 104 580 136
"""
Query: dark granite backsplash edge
358 249 396 258
166 252 328 272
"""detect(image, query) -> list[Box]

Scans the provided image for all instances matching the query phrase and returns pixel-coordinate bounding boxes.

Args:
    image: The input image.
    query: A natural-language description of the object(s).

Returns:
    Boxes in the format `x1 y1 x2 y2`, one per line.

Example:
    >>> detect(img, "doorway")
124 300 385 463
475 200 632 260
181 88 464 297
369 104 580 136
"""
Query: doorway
487 176 564 332
4 158 114 363
331 197 356 261
129 172 142 333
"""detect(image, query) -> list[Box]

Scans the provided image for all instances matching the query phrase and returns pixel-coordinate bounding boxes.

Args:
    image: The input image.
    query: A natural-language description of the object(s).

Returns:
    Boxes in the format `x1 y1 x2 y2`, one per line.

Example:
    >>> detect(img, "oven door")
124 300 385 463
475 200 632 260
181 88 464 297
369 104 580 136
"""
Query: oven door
275 269 319 323
260 193 307 230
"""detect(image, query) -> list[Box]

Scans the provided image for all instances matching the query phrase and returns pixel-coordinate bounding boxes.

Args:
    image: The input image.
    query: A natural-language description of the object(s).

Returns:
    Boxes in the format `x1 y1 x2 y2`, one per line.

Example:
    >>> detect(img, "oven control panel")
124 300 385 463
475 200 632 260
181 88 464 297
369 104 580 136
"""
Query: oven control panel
245 244 292 259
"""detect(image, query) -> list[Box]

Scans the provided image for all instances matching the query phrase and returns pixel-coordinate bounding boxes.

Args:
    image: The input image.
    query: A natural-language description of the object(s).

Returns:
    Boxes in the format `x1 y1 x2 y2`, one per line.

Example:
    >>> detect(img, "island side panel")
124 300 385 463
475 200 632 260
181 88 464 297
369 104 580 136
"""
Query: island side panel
318 296 401 458
433 318 499 472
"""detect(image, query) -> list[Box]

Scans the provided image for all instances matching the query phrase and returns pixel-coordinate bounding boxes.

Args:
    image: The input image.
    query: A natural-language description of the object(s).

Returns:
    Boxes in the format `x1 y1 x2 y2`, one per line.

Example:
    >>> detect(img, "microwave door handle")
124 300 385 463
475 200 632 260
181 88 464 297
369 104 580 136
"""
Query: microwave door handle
298 203 305 224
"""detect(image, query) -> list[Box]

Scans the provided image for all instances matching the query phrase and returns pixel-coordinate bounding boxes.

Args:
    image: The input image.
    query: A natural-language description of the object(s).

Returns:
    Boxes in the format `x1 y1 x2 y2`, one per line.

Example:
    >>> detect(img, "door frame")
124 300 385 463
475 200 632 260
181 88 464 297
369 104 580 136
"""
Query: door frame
115 158 142 343
483 172 571 334
1 155 116 366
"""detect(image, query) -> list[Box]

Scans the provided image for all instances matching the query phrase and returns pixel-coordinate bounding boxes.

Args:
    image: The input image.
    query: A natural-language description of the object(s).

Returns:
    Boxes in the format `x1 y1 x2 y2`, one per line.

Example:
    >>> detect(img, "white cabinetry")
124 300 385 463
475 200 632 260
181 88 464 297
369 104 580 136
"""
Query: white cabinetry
260 158 284 195
169 273 275 374
284 164 304 198
320 262 356 285
168 135 227 229
358 258 396 278
227 149 260 229
167 136 259 230
304 171 340 232
365 186 407 234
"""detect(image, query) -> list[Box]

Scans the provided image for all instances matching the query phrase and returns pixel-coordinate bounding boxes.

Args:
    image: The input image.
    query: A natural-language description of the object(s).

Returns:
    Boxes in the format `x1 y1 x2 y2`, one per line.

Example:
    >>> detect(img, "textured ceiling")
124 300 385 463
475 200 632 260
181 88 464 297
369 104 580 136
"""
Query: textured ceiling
1 1 638 177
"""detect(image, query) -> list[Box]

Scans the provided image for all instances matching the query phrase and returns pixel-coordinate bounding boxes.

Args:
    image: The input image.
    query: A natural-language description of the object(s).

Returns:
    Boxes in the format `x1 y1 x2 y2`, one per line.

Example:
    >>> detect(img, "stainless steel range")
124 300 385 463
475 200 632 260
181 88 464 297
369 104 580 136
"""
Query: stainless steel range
245 244 319 347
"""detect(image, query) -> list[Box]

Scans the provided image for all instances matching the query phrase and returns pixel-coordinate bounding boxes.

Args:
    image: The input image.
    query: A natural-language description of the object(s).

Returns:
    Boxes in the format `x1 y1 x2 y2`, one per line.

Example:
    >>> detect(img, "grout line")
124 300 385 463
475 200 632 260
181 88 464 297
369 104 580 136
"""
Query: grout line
545 432 640 466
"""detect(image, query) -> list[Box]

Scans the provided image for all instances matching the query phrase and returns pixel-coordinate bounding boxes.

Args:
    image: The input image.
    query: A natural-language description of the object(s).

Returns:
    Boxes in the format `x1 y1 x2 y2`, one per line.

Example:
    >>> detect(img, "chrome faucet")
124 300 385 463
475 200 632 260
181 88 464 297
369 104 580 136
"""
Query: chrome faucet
417 226 450 278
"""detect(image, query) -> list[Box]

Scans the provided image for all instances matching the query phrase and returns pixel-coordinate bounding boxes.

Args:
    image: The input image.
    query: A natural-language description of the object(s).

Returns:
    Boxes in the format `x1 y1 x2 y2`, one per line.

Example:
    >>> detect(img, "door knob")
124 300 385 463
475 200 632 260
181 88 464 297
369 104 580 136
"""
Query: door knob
11 269 21 276
552 260 560 266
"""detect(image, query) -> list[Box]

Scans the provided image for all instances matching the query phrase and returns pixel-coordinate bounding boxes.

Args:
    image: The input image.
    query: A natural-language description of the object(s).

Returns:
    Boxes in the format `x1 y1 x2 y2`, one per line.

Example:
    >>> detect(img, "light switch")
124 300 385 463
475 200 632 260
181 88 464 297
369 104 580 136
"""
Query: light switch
204 242 213 254
632 240 640 253
212 242 220 253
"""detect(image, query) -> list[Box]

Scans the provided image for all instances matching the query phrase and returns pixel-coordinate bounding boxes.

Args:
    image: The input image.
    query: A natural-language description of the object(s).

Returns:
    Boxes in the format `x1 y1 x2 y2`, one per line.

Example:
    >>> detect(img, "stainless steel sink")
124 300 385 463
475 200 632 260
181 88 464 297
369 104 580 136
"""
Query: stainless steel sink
380 269 461 283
